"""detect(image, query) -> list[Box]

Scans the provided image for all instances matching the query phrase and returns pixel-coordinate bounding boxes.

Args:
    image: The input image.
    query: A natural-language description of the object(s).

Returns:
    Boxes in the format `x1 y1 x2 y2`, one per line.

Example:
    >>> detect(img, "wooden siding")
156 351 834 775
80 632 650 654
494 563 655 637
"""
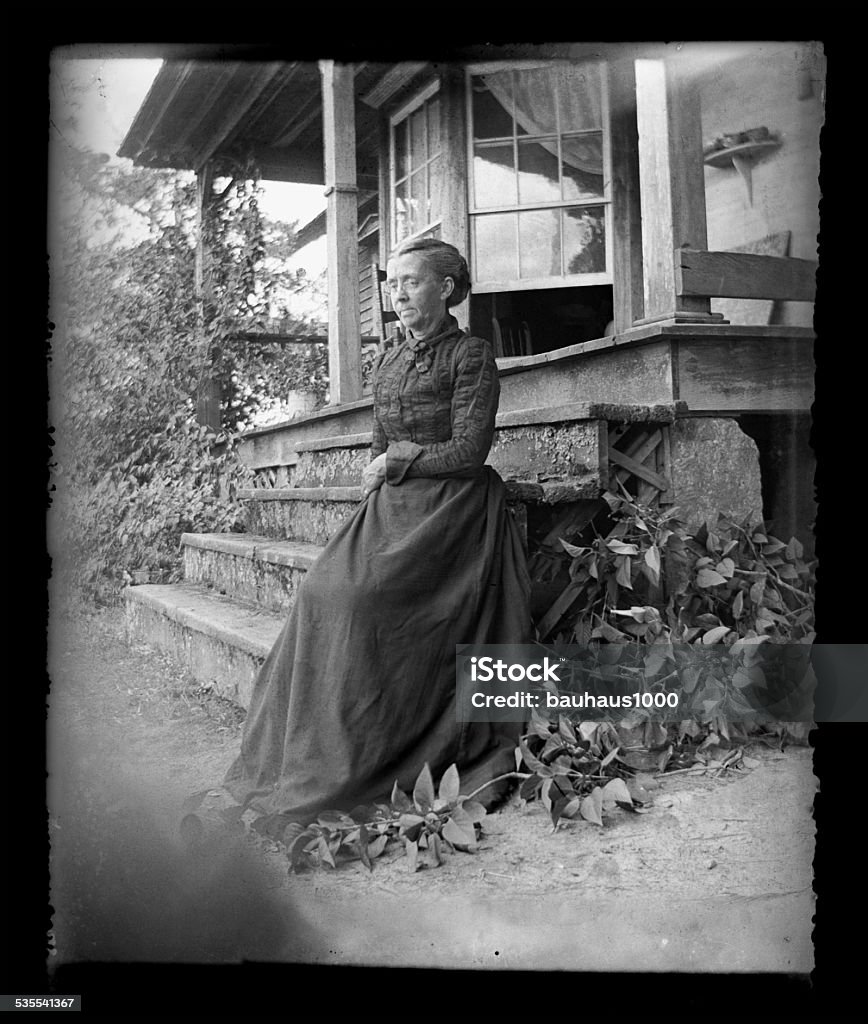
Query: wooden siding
358 238 378 339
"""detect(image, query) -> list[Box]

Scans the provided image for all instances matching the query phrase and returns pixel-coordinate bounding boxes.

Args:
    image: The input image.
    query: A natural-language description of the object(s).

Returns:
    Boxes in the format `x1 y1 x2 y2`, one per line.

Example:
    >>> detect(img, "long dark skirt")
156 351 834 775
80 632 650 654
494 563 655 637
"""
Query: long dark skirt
223 466 531 820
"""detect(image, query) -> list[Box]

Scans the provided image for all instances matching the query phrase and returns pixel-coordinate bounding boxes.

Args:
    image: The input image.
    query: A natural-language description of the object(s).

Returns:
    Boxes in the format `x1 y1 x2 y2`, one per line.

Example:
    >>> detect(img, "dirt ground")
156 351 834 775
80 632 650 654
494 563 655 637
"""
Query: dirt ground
46 606 816 974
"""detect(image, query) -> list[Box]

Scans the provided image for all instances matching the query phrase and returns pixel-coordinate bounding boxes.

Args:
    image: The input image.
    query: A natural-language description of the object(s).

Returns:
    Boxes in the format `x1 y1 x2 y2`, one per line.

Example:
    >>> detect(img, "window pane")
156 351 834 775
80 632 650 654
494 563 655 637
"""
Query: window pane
410 107 426 170
557 63 602 132
427 96 441 155
513 67 556 136
394 119 409 180
517 138 560 204
394 179 409 243
471 73 514 139
519 209 560 278
562 134 604 200
428 156 442 224
474 213 518 282
473 143 516 208
410 170 426 233
563 206 606 274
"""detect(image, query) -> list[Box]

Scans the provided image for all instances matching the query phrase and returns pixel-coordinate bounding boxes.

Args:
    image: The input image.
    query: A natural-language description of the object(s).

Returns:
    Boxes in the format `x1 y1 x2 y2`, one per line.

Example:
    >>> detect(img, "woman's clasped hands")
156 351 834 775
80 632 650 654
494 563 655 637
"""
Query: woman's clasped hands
361 452 387 499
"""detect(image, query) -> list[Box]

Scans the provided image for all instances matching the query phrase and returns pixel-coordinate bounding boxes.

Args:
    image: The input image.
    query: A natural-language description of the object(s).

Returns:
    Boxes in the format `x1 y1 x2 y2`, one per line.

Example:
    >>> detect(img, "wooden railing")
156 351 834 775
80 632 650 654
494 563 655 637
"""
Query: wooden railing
232 331 381 346
675 249 818 304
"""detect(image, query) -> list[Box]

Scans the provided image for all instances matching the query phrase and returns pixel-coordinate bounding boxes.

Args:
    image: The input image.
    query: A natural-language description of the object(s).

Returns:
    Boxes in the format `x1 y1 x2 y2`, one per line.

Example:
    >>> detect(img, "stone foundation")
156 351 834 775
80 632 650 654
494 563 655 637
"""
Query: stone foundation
668 418 763 529
487 420 607 486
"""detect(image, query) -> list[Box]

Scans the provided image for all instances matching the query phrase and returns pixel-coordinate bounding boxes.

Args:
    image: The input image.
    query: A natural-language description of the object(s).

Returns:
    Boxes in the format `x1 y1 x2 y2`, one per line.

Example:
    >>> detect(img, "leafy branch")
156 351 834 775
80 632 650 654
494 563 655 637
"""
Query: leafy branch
535 490 815 648
248 763 489 874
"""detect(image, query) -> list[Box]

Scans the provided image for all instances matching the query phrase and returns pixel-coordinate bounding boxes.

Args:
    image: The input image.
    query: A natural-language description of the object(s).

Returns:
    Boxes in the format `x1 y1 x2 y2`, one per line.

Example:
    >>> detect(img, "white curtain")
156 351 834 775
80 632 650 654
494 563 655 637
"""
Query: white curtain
482 65 603 175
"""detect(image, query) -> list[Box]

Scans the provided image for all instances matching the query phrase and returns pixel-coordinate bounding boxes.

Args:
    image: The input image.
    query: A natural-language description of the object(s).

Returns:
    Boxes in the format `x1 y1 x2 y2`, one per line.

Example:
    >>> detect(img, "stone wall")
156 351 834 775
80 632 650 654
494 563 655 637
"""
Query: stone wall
668 418 763 529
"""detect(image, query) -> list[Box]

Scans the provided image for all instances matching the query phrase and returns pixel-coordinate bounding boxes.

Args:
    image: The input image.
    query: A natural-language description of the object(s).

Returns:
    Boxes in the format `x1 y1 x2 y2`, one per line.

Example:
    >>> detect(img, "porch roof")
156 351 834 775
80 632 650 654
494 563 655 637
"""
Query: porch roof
117 43 749 184
117 60 429 186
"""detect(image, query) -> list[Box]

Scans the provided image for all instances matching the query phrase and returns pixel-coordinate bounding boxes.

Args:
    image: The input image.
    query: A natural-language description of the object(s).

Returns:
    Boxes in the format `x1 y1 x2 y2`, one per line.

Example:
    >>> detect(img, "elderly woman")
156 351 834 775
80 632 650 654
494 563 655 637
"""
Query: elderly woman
224 238 530 821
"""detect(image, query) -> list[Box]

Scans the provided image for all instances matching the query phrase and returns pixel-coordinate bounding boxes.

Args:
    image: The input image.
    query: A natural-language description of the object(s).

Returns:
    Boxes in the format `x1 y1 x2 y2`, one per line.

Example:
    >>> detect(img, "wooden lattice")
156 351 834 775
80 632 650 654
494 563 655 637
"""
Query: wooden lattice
607 422 674 506
528 420 676 640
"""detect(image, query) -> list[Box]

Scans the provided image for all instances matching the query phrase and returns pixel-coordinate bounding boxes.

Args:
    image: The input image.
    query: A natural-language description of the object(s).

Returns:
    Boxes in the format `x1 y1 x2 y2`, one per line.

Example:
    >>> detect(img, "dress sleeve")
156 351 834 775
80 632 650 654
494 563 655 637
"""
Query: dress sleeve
385 334 499 484
369 350 388 460
370 411 387 460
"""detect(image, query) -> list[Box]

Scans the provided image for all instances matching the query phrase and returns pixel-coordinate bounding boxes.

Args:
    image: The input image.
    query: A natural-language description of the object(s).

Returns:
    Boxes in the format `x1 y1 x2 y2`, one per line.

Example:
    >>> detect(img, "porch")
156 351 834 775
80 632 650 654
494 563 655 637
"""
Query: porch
118 44 820 702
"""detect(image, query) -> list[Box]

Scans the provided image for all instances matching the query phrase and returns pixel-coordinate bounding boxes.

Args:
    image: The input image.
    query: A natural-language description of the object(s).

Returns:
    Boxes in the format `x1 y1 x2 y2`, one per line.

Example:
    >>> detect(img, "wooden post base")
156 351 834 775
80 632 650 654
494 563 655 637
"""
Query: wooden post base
632 311 729 327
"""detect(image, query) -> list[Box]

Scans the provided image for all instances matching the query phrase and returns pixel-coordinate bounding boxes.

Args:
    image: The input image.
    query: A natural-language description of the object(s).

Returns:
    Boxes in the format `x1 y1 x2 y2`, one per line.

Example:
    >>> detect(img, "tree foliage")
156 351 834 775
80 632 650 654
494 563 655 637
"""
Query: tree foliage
50 119 326 602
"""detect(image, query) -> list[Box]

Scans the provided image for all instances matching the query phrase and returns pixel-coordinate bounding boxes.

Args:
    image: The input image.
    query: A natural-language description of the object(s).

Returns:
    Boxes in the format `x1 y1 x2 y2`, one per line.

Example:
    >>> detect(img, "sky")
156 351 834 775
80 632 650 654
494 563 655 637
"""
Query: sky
50 51 328 275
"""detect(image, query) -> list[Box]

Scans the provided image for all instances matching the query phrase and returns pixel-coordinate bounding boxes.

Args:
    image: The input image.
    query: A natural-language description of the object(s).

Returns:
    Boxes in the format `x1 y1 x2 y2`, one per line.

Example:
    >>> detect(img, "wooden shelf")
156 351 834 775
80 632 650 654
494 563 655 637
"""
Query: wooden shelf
703 140 781 168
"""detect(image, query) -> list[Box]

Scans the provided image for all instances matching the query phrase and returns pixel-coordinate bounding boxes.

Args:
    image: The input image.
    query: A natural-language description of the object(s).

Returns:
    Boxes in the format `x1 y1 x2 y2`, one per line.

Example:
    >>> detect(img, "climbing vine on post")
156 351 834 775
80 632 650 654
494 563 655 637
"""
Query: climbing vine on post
50 141 325 603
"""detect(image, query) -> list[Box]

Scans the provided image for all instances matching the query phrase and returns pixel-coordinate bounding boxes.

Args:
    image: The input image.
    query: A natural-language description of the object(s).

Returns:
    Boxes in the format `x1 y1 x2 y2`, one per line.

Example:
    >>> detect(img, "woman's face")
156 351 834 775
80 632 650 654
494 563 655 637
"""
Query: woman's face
385 253 454 340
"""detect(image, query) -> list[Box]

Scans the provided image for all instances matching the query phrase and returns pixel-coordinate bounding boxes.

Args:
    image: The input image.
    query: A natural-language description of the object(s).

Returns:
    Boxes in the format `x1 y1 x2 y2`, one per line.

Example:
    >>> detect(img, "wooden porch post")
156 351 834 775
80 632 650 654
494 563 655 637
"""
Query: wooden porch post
320 60 362 405
608 59 645 333
633 58 723 326
194 161 222 431
440 67 469 327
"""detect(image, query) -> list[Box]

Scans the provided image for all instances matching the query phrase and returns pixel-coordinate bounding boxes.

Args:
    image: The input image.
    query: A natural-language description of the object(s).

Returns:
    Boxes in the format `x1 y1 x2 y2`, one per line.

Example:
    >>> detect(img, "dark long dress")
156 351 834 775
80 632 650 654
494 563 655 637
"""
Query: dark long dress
223 314 531 820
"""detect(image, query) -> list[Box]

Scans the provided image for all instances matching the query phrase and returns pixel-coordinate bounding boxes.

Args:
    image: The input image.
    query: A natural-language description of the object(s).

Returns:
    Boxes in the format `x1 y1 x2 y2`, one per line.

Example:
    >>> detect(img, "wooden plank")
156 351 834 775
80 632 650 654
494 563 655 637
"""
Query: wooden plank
659 425 674 502
272 95 323 148
192 63 284 168
608 447 670 491
166 64 235 161
249 145 325 185
675 249 817 302
250 145 380 190
537 580 586 641
320 60 362 404
624 428 662 464
498 341 676 412
607 59 645 331
608 424 631 446
377 116 391 264
272 63 369 147
194 162 221 431
634 58 711 322
440 67 469 324
233 332 379 346
360 63 429 108
118 63 194 161
712 232 790 326
541 499 607 549
675 337 814 413
612 428 662 487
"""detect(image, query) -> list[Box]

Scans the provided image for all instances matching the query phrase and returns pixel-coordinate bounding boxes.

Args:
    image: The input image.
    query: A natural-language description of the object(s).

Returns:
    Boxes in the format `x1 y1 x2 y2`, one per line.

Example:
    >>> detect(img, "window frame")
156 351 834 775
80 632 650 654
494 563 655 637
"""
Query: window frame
465 59 613 293
388 79 443 248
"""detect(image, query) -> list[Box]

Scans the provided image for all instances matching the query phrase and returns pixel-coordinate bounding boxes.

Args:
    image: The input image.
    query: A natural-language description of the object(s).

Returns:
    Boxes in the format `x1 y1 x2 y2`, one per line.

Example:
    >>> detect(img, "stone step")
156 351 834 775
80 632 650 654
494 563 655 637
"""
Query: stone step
237 473 608 544
124 582 283 708
239 486 361 545
293 432 372 488
182 533 324 615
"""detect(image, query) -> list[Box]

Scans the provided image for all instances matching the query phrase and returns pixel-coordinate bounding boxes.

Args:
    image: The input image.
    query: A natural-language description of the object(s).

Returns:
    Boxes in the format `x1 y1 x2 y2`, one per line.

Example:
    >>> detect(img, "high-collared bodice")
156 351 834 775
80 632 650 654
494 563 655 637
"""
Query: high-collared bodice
370 314 500 481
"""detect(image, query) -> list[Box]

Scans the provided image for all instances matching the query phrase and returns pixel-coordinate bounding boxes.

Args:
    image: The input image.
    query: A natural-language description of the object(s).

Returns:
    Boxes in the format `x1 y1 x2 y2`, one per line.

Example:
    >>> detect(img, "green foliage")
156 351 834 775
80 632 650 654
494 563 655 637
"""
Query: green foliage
245 763 487 873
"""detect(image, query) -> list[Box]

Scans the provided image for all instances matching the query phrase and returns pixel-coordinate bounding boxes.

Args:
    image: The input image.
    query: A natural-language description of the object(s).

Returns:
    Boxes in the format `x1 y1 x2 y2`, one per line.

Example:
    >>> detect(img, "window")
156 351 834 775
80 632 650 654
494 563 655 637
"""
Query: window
467 62 611 291
390 82 443 246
